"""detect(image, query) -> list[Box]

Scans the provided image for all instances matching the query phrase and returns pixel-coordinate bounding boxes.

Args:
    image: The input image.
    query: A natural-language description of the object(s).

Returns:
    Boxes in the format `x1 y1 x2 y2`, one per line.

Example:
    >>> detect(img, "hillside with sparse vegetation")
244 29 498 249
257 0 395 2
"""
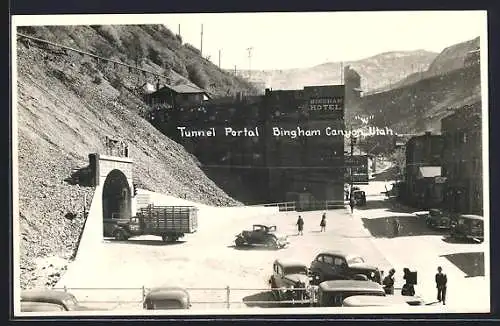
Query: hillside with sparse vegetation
16 24 255 290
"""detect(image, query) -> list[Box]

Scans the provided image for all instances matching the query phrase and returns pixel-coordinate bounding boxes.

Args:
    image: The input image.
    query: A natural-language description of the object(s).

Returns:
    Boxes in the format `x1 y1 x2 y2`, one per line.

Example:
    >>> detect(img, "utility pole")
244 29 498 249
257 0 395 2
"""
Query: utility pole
234 65 237 76
340 62 344 84
349 127 356 192
178 24 181 37
219 49 221 69
200 24 204 56
246 47 253 80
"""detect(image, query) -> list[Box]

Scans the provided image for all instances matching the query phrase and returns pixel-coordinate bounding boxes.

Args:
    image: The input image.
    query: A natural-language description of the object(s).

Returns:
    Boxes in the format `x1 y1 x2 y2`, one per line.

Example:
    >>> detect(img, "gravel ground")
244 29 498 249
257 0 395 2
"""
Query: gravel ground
56 207 392 311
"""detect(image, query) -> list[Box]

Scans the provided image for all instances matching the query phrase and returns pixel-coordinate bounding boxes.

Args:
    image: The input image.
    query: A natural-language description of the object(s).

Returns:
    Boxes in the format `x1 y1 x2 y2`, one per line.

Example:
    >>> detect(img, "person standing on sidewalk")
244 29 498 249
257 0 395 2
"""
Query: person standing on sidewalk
296 215 304 236
383 268 396 295
401 268 415 296
320 213 326 232
349 196 356 214
435 266 447 305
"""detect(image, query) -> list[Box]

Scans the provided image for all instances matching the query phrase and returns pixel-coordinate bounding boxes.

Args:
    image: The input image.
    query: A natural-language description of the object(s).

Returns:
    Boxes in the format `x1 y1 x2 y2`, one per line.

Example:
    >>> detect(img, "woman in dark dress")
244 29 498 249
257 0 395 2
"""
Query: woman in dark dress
320 213 326 232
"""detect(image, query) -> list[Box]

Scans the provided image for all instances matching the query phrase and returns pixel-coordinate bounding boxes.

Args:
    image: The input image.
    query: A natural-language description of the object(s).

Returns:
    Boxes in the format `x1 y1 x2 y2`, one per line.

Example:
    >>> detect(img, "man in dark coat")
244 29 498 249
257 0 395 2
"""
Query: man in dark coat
435 266 447 305
383 268 396 295
320 213 326 232
296 215 304 235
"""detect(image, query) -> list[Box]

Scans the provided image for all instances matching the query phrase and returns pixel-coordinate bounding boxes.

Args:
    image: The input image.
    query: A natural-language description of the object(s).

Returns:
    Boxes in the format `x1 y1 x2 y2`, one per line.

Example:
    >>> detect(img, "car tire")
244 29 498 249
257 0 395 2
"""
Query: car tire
266 238 279 249
235 238 244 247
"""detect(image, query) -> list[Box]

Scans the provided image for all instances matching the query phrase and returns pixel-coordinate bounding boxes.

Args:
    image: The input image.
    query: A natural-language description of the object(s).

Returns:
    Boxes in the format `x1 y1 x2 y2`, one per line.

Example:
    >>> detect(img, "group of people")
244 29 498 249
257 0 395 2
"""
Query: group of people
295 213 327 235
382 266 448 305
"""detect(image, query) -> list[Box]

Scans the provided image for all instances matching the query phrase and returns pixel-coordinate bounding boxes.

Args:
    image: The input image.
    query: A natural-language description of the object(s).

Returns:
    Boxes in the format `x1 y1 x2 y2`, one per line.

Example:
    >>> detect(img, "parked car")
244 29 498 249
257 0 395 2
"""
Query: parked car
450 214 484 242
425 209 452 230
20 289 98 311
315 280 385 307
309 251 382 285
342 294 425 307
20 302 67 312
268 259 312 301
143 287 191 310
352 190 366 206
235 224 288 249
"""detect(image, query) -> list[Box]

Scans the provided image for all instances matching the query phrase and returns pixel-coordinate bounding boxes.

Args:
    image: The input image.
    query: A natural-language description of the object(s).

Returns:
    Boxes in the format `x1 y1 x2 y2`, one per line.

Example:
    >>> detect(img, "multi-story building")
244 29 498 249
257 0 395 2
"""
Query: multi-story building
263 86 345 206
146 83 345 206
441 103 483 214
405 132 445 208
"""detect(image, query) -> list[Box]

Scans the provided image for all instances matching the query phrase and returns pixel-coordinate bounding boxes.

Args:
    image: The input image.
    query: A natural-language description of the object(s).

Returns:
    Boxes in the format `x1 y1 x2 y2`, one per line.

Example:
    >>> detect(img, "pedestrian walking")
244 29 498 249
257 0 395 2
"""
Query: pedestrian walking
392 218 401 237
296 215 304 235
382 268 396 295
435 266 447 305
320 213 326 232
349 196 355 214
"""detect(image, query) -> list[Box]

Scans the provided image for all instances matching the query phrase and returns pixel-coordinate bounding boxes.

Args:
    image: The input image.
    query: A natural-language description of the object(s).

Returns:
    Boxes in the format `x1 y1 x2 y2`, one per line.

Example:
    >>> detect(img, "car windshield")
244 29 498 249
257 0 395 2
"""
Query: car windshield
284 267 308 275
471 220 483 229
346 256 365 264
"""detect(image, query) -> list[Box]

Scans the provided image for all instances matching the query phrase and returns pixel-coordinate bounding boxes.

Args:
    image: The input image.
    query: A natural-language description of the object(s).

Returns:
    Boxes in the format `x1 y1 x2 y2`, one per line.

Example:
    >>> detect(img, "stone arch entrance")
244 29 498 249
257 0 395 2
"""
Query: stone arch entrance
102 169 132 232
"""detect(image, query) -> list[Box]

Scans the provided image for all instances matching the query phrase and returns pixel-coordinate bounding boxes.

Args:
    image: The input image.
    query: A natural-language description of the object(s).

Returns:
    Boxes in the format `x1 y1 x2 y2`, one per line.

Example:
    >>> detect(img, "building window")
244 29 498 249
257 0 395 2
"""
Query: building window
462 132 468 144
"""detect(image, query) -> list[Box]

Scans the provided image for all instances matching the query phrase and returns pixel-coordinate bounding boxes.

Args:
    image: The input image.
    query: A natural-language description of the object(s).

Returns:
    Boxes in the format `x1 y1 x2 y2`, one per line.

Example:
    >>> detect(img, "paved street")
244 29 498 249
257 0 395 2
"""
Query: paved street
354 181 489 312
55 179 489 313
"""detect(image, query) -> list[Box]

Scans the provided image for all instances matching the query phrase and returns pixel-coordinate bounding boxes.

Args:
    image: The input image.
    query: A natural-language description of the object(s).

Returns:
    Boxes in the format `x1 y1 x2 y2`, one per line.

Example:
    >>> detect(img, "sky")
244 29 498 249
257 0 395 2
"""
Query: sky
161 11 486 70
13 11 487 71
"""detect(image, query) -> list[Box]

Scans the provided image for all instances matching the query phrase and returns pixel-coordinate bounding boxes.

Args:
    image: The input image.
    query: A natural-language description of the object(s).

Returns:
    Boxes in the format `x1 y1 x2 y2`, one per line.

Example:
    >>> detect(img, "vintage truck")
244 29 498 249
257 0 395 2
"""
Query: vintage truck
104 204 198 242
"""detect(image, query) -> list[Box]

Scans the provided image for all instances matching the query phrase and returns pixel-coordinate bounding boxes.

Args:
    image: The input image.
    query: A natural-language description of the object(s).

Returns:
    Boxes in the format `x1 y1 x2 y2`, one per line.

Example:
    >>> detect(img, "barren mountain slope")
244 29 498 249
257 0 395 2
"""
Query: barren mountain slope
18 25 258 97
248 50 437 91
388 37 481 91
16 37 240 289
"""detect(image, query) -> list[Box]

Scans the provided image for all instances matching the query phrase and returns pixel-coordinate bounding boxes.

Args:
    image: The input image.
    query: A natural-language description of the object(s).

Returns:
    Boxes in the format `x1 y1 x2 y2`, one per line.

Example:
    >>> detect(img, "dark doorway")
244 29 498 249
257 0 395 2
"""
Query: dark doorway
102 169 132 236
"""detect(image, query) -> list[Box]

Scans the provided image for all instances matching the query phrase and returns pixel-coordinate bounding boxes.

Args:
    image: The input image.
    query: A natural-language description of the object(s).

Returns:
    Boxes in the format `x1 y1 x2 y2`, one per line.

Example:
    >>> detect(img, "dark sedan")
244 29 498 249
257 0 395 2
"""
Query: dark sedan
309 250 382 285
143 287 191 310
20 289 99 312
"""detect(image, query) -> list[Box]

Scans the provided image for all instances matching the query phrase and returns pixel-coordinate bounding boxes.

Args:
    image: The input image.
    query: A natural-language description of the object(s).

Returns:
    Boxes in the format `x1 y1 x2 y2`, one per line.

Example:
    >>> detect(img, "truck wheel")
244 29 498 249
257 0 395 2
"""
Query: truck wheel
161 235 169 242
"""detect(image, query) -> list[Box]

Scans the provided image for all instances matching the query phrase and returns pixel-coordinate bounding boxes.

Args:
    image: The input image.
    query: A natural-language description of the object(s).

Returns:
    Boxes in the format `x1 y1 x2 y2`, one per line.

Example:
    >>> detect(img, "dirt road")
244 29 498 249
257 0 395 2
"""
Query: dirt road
56 206 392 311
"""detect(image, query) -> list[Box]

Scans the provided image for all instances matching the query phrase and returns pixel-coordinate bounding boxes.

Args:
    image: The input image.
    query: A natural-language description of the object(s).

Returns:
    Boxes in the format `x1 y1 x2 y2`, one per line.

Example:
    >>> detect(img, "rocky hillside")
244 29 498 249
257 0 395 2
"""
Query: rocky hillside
16 26 244 290
356 36 482 137
246 50 437 91
18 25 258 97
427 37 480 76
387 37 480 91
360 64 481 135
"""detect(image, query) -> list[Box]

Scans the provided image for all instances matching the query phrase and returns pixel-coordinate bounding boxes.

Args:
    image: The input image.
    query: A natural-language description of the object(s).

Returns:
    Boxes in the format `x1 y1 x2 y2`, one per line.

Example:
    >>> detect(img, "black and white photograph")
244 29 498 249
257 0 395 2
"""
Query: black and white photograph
11 11 489 316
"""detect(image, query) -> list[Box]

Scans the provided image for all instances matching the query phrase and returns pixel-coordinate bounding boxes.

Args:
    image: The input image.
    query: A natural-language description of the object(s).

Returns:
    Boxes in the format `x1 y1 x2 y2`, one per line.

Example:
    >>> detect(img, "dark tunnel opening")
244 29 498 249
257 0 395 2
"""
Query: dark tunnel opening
102 169 132 237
